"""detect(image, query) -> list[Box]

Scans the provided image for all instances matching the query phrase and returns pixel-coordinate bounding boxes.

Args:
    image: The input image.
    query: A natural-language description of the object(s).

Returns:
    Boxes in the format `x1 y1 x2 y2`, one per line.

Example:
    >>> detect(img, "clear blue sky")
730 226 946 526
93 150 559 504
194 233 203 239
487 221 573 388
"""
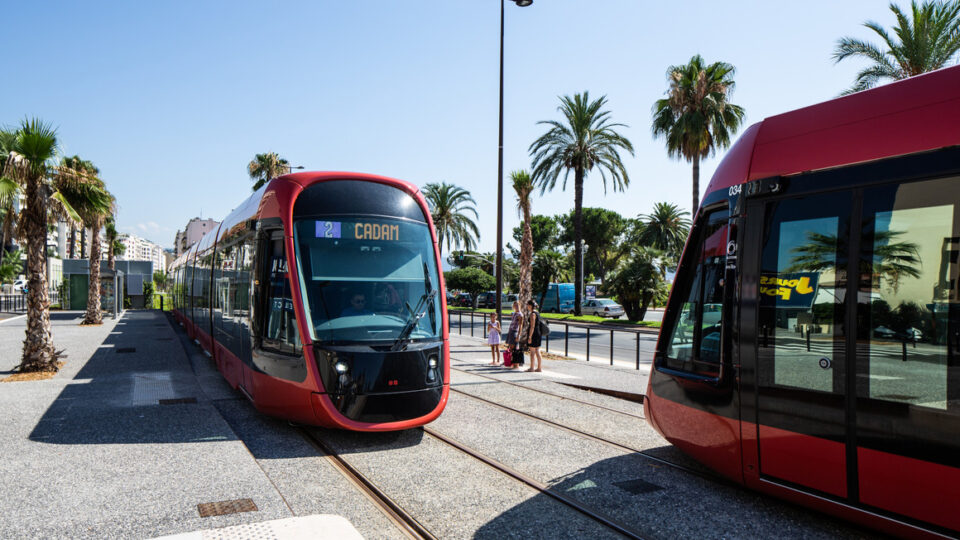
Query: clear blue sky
3 1 891 251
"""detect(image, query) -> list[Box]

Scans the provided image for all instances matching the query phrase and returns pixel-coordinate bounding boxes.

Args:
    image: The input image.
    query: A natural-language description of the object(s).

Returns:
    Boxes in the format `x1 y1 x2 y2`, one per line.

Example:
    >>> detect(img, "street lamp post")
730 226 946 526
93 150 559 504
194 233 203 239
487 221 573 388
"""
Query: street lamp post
496 0 532 324
287 165 305 173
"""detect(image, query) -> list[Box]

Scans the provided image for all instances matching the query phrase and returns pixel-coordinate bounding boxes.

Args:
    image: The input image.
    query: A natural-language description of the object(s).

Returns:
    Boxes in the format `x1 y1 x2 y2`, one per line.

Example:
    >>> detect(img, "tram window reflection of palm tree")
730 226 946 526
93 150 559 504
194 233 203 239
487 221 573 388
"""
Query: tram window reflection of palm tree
786 229 921 292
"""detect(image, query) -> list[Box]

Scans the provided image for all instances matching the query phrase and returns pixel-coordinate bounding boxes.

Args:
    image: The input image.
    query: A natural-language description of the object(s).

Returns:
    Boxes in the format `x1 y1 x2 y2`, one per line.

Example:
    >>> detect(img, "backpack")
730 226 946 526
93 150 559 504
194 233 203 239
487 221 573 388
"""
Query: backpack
538 313 550 337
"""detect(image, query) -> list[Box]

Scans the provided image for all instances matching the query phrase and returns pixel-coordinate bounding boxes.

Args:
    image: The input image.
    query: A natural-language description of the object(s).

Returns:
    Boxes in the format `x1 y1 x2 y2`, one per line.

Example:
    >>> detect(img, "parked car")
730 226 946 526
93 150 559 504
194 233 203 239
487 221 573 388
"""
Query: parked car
454 293 473 307
904 327 923 342
582 298 624 318
475 291 497 309
873 326 897 339
13 278 27 293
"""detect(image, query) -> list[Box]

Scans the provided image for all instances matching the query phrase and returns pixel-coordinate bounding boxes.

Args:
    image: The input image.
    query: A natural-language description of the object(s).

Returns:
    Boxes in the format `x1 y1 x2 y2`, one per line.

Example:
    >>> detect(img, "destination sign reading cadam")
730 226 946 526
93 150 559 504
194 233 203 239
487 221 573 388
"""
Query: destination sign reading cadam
315 220 400 241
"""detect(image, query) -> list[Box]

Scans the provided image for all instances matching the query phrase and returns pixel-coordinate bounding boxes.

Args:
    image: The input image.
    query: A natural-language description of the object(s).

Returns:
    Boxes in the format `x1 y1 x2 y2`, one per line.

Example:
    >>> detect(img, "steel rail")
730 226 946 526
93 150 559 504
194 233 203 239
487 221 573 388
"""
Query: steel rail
422 426 648 540
297 427 438 540
449 363 646 420
448 387 730 487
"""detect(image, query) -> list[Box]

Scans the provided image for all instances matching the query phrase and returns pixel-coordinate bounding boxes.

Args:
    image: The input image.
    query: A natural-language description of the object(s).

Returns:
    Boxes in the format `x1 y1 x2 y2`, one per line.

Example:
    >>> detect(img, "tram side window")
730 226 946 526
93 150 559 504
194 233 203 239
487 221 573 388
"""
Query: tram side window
662 209 728 376
860 176 960 411
260 236 301 356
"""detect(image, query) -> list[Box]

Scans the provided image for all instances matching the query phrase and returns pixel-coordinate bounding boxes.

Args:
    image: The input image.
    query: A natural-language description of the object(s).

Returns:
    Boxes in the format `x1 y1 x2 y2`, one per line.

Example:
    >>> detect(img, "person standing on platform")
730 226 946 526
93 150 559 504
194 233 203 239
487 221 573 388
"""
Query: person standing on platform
507 301 524 370
487 312 502 366
525 300 543 372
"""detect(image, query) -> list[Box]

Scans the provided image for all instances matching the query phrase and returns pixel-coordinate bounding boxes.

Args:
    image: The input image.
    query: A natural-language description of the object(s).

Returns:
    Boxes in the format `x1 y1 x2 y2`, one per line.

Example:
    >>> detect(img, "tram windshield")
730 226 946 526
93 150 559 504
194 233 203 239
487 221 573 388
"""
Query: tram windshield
293 217 441 343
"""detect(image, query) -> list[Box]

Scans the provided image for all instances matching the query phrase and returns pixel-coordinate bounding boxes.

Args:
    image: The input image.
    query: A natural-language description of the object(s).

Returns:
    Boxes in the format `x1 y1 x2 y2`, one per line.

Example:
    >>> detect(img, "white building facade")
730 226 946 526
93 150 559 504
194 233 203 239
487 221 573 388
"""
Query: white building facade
174 218 219 256
117 233 166 274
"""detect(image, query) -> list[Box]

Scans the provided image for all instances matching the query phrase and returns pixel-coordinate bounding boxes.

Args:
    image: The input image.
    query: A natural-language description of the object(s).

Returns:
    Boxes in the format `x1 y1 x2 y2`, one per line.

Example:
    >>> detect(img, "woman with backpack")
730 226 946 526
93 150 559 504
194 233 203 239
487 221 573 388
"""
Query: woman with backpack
524 299 544 372
506 300 524 369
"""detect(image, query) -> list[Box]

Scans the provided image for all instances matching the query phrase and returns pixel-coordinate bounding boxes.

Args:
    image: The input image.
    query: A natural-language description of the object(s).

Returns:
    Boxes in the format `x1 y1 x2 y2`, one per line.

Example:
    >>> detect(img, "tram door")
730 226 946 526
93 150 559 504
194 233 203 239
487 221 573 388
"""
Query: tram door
746 190 853 499
747 173 960 529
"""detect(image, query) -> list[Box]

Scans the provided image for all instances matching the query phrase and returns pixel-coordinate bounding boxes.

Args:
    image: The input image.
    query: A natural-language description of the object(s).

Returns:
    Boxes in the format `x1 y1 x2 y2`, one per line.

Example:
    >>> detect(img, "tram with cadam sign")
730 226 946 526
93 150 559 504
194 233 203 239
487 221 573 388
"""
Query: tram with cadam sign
169 172 449 431
645 64 960 538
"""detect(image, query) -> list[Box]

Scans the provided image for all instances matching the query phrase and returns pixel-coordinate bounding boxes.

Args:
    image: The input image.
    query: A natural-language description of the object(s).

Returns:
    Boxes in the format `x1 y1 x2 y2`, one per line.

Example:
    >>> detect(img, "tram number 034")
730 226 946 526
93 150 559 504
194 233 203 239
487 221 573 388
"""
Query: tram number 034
316 220 400 241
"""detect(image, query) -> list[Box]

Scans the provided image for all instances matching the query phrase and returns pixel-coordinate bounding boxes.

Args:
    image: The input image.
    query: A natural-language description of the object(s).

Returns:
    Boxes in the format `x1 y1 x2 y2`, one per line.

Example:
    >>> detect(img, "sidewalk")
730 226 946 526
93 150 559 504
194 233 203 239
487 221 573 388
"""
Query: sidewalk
0 311 355 539
447 332 650 399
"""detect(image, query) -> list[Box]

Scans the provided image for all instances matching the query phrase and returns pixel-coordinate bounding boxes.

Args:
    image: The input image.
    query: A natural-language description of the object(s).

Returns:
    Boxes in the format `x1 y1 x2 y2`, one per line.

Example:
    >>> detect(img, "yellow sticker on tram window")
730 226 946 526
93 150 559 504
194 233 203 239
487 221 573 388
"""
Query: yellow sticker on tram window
352 222 400 241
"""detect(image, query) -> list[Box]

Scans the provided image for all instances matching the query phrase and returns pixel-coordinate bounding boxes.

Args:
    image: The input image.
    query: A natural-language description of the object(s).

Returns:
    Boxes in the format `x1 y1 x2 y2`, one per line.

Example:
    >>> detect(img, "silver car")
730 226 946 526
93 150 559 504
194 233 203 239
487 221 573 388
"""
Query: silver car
582 298 624 318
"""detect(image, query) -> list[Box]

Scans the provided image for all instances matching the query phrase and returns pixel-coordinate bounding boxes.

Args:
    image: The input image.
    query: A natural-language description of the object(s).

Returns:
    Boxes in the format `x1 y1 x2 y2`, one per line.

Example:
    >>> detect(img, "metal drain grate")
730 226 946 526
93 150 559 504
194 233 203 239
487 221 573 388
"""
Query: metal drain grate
614 478 663 495
159 397 197 405
197 498 258 517
116 347 136 354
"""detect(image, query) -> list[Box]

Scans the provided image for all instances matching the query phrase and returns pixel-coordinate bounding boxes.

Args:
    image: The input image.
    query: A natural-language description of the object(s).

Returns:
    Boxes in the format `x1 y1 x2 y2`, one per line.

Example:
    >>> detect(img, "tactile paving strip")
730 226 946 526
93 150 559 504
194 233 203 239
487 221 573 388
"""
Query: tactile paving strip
197 498 258 518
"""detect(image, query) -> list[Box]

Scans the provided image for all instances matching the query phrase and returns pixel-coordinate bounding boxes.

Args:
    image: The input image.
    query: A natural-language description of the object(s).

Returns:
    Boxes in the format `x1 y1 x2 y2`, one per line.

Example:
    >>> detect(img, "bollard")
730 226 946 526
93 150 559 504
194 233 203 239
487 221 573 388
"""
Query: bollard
610 329 614 366
459 311 462 334
160 296 164 311
470 312 474 337
545 323 549 352
635 333 640 370
902 341 907 362
564 324 569 356
586 327 591 362
806 330 811 352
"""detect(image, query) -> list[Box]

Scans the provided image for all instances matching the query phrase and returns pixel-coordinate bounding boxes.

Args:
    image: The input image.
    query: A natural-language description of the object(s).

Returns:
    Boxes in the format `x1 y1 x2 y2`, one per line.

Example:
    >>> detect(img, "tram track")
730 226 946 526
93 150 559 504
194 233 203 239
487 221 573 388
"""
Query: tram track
422 425 648 540
296 427 438 540
447 384 728 487
450 362 646 419
299 422 648 539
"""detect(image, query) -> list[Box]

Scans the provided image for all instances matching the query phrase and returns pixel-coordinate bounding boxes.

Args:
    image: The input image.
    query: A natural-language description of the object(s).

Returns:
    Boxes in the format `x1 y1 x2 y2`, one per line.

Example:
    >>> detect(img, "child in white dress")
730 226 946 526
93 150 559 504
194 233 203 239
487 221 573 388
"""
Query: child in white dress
487 313 502 366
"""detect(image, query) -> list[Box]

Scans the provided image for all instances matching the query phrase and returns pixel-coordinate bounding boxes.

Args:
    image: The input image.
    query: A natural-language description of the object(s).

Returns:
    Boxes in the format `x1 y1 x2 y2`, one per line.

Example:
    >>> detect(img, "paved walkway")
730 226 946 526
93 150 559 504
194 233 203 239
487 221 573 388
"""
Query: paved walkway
0 311 358 539
0 310 650 538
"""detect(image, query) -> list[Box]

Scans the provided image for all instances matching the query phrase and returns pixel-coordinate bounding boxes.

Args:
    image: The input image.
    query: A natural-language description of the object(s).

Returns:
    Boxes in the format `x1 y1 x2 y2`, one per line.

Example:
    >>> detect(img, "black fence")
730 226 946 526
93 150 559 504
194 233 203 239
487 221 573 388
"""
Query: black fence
448 309 656 370
0 290 60 313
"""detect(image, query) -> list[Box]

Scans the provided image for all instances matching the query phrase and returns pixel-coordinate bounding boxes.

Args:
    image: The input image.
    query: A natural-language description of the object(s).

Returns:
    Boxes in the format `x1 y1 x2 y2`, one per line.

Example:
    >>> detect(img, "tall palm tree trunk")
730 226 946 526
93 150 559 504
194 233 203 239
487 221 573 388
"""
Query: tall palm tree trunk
19 181 56 371
518 207 533 309
83 219 103 324
0 207 13 254
692 153 701 217
69 224 76 258
573 168 584 316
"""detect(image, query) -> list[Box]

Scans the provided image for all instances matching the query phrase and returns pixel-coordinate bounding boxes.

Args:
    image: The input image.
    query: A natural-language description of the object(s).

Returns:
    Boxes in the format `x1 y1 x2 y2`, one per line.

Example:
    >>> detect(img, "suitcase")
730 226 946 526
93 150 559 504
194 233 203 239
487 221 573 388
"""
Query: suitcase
502 349 512 367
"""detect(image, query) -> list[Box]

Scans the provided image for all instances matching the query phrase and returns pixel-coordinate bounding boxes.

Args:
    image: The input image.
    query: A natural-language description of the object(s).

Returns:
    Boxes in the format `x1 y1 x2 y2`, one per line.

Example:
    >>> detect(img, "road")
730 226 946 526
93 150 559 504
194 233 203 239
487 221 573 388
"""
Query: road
449 310 662 370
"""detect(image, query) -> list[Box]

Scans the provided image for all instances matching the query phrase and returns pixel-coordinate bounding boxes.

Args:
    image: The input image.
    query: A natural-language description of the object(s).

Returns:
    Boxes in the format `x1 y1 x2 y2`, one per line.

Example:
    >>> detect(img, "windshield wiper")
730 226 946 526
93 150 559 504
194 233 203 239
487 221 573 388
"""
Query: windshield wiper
391 289 437 351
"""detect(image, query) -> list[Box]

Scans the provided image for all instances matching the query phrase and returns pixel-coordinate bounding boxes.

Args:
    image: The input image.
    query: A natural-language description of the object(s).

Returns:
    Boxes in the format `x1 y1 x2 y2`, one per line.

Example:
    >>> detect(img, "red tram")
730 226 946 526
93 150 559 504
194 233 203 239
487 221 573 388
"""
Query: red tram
169 172 449 431
645 65 960 537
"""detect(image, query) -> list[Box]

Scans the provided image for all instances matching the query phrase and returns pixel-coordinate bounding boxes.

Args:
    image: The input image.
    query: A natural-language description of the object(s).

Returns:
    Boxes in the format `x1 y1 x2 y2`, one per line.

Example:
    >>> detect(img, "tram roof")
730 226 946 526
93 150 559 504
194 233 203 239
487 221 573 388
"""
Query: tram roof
705 64 960 198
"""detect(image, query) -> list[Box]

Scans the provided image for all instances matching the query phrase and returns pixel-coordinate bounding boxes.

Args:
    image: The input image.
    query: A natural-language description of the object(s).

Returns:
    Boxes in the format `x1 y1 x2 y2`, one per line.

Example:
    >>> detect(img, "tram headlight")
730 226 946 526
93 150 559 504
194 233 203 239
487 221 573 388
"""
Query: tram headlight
428 356 438 369
334 361 349 374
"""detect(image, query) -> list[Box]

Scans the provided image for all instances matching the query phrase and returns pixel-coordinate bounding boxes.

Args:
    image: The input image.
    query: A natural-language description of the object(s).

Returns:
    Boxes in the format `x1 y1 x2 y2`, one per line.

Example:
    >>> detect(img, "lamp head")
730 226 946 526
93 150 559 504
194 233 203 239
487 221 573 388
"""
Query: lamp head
512 0 532 5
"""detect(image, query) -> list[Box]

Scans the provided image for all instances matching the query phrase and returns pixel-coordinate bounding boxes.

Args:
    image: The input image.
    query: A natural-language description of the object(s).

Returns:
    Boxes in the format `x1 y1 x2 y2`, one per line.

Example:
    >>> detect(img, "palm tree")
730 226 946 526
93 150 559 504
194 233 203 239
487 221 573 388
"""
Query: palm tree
786 229 921 293
834 1 960 94
104 216 121 271
5 119 83 372
247 152 291 191
638 202 691 262
0 129 19 255
652 55 746 217
422 182 480 256
512 170 535 308
529 92 634 315
54 158 113 325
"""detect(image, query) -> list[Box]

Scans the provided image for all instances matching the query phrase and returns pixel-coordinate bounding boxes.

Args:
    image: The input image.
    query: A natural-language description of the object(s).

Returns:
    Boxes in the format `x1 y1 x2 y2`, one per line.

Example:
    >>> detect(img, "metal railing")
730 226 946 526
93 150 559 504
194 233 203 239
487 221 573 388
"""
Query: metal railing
0 290 60 313
448 309 656 370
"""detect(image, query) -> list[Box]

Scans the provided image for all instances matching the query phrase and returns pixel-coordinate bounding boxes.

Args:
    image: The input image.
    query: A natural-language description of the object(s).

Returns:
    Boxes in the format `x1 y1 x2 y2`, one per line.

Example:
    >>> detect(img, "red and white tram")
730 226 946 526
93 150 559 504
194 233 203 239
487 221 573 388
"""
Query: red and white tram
170 172 449 431
645 65 960 537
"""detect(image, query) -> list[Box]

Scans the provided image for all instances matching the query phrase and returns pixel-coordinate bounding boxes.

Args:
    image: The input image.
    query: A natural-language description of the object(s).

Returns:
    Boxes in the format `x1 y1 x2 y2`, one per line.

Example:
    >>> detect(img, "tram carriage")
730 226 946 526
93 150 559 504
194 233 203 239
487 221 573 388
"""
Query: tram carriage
645 65 960 537
169 172 449 431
